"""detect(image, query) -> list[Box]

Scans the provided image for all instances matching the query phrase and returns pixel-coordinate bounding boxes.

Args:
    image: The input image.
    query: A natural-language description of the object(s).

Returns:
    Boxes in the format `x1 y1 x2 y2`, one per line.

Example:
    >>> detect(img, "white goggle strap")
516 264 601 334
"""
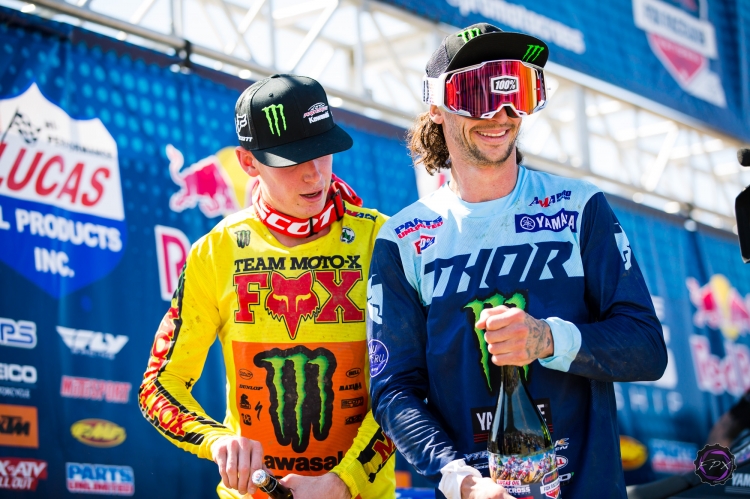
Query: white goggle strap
422 76 445 106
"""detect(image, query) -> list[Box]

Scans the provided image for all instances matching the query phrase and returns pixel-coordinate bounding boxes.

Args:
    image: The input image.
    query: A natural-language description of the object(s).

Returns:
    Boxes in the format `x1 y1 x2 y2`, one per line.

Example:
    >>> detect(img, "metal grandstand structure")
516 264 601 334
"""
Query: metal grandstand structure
6 0 750 231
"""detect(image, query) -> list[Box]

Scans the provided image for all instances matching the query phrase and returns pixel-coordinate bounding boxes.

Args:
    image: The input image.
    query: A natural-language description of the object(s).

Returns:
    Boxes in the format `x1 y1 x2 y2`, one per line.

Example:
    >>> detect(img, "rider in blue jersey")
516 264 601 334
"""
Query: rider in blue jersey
367 23 667 499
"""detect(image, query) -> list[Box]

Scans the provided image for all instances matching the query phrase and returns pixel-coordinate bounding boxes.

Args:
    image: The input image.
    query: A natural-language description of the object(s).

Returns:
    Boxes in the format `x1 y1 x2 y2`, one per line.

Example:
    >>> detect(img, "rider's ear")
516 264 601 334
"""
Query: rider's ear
235 147 260 177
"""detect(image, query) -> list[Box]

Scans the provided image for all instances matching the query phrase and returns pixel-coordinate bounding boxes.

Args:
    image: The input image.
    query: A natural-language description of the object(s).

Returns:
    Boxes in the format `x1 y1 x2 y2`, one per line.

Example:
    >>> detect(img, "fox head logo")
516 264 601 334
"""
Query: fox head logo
265 272 320 339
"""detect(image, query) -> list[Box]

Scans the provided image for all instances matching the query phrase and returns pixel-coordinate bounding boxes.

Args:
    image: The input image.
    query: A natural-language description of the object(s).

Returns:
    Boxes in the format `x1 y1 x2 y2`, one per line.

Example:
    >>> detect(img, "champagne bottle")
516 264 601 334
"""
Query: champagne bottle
487 365 559 498
252 470 294 499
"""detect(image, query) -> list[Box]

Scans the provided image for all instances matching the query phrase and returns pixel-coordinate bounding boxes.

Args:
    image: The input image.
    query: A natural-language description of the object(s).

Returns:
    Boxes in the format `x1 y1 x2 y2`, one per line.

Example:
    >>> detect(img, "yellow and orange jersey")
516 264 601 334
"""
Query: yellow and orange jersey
139 205 395 499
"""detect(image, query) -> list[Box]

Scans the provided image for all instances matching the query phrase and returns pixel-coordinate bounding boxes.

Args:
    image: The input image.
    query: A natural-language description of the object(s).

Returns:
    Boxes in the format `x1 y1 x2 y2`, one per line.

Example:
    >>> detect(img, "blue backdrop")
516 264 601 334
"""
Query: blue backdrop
378 0 750 143
0 5 749 498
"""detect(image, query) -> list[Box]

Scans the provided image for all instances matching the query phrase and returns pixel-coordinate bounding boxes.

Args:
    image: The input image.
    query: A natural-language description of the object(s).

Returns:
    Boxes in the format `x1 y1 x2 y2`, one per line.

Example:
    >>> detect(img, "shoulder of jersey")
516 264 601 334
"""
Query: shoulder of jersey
380 188 446 242
521 169 601 211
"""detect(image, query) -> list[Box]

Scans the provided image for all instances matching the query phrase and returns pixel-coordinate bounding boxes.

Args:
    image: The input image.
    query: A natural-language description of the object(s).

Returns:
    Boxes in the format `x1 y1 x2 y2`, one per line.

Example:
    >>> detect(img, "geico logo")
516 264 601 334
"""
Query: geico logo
0 317 37 349
15 209 122 252
264 451 344 472
56 326 128 358
0 364 37 384
70 419 126 447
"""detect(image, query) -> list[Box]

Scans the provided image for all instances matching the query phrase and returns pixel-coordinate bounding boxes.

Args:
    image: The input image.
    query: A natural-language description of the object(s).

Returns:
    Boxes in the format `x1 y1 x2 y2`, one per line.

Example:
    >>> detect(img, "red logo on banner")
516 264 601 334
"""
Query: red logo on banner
0 458 47 491
154 225 190 301
648 34 705 85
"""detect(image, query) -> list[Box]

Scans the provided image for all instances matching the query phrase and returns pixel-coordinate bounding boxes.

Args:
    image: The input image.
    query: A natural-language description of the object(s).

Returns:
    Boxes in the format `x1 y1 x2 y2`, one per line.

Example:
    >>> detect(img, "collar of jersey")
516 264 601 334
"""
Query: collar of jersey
439 165 528 218
250 211 345 250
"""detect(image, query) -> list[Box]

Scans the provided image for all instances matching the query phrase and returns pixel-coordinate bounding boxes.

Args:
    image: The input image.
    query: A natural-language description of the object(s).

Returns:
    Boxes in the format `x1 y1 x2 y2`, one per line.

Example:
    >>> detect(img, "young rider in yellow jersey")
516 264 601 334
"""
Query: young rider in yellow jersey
139 74 395 499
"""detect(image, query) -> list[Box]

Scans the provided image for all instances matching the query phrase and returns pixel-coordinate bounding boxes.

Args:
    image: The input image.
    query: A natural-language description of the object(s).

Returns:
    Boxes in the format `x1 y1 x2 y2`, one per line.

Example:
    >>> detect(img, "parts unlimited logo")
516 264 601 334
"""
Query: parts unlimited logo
254 346 336 453
694 443 736 485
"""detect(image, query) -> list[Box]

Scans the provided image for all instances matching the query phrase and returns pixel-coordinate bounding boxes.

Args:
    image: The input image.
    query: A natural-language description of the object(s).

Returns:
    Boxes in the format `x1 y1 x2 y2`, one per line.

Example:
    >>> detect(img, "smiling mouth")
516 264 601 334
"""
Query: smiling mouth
476 130 508 138
300 190 323 199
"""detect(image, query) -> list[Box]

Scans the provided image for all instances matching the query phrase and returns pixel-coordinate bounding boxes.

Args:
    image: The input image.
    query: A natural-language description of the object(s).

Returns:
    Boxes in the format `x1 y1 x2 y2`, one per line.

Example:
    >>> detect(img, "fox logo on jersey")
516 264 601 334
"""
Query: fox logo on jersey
265 272 320 339
254 346 336 453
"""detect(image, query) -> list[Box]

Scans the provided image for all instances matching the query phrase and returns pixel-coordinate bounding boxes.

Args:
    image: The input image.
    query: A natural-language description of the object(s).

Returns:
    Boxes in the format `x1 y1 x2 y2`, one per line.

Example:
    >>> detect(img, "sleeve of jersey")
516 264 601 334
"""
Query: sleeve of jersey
539 192 668 382
138 239 235 460
330 410 396 498
368 237 458 483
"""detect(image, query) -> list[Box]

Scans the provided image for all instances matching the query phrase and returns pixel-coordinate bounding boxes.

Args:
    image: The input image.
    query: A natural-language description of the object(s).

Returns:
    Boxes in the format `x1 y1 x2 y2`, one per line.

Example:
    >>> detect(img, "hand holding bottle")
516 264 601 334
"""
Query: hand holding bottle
278 472 351 499
211 435 265 496
475 306 554 366
460 475 515 499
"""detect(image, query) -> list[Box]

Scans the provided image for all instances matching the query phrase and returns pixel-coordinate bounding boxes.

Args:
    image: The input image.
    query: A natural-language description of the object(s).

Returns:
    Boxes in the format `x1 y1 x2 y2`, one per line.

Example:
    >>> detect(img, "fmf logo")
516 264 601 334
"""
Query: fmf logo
0 458 47 491
166 144 241 218
154 225 190 301
66 463 134 496
60 376 131 404
490 76 519 95
414 234 436 255
0 84 127 297
529 190 571 208
0 317 36 349
254 346 336 453
0 404 38 448
687 275 750 341
57 326 129 359
70 419 126 448
394 216 443 239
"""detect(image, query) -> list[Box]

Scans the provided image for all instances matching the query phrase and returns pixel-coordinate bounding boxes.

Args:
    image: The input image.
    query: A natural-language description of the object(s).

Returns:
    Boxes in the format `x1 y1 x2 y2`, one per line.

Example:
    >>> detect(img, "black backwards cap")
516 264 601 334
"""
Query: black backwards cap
426 23 550 77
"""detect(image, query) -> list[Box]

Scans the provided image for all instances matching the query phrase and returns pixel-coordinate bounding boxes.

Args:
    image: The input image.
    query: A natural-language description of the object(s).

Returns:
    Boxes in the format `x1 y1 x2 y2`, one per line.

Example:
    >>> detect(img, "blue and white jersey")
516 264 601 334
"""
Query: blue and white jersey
367 166 667 498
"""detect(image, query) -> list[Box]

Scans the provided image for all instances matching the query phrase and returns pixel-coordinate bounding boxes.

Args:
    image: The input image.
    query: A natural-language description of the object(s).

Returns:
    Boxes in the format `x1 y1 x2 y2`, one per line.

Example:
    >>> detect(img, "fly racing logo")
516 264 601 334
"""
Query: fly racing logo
457 27 481 43
254 346 336 453
262 104 287 136
523 44 545 62
464 292 527 392
56 326 129 359
491 76 519 95
236 230 251 249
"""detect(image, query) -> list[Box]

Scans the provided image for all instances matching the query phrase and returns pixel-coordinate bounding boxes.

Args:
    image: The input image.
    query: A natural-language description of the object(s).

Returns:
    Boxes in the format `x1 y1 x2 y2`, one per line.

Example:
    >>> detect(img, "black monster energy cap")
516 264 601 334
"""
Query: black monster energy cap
425 23 550 78
234 74 353 167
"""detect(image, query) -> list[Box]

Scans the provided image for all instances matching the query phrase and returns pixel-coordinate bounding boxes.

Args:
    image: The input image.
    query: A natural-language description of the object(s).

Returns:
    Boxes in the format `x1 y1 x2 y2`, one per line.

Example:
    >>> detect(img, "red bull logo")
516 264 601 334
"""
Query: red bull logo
166 144 250 218
686 275 750 341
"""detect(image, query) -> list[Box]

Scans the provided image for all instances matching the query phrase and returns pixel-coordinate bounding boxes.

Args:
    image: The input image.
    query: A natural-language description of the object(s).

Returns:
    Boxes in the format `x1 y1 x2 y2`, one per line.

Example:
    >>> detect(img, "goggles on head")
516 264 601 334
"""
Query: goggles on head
423 60 547 118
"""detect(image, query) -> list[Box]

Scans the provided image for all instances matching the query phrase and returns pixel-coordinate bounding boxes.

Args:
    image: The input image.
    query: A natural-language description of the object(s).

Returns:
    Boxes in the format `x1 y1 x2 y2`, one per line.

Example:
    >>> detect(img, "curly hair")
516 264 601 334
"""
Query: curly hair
406 112 523 175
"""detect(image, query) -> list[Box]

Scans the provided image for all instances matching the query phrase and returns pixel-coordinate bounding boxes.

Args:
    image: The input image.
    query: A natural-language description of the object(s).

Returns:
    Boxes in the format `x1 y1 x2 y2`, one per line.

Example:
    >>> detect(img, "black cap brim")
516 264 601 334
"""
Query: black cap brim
251 124 353 167
446 32 549 73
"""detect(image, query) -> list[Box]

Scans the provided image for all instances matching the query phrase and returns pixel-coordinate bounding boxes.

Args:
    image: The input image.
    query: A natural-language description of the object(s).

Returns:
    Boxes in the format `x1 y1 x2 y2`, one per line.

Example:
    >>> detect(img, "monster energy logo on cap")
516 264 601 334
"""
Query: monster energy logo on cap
523 44 545 62
457 27 481 43
464 292 528 392
262 104 287 136
254 345 336 453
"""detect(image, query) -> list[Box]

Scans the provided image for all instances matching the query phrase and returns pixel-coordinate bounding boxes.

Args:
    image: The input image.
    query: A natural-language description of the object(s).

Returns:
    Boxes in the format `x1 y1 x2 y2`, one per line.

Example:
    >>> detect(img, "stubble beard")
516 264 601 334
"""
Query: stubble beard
447 119 519 168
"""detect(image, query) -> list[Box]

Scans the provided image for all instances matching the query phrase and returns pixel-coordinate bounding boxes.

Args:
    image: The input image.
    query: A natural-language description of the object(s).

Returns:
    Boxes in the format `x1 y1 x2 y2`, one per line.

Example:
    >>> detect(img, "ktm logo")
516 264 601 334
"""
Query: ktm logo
266 272 320 340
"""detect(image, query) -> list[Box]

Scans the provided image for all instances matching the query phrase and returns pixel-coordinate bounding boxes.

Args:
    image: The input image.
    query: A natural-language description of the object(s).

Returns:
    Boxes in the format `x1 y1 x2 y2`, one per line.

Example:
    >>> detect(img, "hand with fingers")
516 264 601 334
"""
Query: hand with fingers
475 305 554 367
211 435 265 497
461 475 515 499
278 472 351 499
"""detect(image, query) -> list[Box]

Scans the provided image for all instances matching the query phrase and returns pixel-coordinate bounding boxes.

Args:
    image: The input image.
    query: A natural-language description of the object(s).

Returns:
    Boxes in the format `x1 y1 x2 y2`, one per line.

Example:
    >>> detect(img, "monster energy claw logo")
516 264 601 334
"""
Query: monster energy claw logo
464 292 527 392
254 346 336 453
236 230 251 249
457 28 481 43
262 104 287 136
522 44 545 62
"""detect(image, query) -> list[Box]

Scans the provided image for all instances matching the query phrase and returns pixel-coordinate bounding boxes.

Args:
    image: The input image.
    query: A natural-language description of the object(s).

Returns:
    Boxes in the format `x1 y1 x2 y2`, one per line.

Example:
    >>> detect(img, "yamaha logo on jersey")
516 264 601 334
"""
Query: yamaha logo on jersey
490 76 519 94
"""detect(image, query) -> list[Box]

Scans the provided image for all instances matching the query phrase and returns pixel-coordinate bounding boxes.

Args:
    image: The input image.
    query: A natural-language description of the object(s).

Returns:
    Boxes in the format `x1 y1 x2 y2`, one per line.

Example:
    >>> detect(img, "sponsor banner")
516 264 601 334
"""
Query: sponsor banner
0 404 38 448
66 463 134 496
0 457 47 491
57 326 129 359
0 317 36 349
60 375 131 403
0 84 127 297
70 419 126 447
0 363 37 384
154 225 190 301
648 439 697 474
